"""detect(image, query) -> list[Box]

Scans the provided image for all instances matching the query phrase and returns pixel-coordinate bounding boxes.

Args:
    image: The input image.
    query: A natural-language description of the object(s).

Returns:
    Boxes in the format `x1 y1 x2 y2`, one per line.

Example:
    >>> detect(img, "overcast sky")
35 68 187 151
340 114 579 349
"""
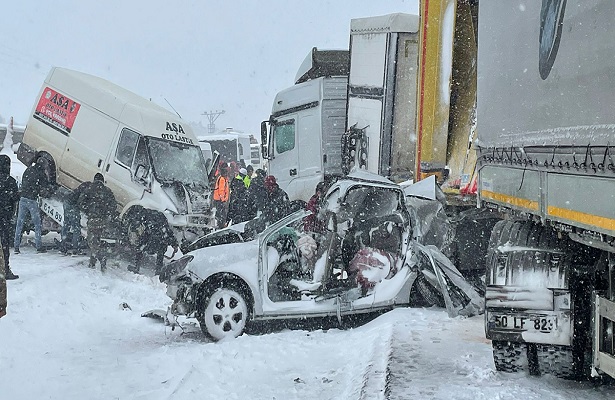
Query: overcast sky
1 0 416 135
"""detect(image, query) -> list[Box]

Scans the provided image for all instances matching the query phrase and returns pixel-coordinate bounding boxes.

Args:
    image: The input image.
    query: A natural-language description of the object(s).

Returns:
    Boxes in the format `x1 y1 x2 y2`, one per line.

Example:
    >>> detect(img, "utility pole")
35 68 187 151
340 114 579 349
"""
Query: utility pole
202 110 225 134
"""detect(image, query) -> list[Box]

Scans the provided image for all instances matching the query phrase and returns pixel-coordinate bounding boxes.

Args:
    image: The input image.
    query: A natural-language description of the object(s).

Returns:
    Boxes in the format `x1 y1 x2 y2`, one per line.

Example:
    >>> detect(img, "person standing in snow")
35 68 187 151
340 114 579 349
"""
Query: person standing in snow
246 168 267 220
79 173 117 271
14 157 48 254
0 155 19 279
0 248 5 318
228 167 250 224
212 162 230 229
126 206 179 274
303 181 328 234
59 181 90 255
263 175 291 225
244 165 253 188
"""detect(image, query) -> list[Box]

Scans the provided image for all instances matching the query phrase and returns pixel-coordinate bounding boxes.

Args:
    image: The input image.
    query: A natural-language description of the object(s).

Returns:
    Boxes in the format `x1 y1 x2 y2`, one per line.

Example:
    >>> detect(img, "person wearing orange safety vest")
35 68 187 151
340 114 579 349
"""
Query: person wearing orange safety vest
213 162 230 229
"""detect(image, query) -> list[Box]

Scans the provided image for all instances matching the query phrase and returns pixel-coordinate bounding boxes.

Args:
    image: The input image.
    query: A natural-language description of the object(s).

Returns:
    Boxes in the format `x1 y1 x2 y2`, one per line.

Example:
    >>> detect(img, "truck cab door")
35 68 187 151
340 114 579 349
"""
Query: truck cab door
269 117 300 195
270 114 323 201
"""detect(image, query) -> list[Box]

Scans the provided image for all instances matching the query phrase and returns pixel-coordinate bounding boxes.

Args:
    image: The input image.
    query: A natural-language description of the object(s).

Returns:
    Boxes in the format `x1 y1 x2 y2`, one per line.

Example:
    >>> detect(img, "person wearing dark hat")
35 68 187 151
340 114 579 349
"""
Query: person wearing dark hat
14 156 48 254
0 155 19 279
263 175 291 225
304 181 328 234
244 165 253 188
78 173 117 271
125 206 179 274
228 167 250 224
59 180 90 255
246 168 267 220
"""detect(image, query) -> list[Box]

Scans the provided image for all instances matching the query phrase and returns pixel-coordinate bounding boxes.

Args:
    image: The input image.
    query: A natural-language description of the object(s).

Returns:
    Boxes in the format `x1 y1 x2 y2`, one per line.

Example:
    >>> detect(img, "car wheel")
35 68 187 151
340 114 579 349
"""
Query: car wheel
198 286 249 341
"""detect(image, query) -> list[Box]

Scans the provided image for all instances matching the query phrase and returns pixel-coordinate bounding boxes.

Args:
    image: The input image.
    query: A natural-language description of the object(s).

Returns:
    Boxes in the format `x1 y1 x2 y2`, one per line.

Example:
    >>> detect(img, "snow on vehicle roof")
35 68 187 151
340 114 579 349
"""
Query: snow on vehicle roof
198 132 252 141
48 67 172 118
46 67 197 143
350 13 419 34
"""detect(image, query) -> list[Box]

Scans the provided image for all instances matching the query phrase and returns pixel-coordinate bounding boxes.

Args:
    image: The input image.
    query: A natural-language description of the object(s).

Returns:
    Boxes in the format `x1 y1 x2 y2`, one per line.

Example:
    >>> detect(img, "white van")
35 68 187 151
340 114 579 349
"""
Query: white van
18 67 212 240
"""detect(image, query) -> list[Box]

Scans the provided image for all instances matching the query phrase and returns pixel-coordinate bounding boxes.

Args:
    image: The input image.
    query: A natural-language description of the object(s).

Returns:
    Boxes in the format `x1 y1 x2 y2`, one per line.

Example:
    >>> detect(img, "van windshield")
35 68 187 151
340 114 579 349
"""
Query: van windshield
147 137 209 187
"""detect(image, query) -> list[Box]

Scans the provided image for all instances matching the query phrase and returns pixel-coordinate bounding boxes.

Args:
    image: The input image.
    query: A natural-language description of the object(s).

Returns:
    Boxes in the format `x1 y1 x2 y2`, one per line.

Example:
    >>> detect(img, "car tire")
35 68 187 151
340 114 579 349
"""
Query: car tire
197 285 250 341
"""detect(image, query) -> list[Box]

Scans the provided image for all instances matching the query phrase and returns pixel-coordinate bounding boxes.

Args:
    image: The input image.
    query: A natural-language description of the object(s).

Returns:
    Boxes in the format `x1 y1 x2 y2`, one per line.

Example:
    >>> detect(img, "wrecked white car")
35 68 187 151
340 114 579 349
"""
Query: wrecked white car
159 173 483 341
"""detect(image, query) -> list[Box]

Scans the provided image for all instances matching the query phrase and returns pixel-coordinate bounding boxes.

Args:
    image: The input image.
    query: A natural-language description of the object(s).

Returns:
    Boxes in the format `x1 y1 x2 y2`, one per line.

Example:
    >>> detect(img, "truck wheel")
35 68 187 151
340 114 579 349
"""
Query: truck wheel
197 285 250 341
536 344 575 379
492 341 528 373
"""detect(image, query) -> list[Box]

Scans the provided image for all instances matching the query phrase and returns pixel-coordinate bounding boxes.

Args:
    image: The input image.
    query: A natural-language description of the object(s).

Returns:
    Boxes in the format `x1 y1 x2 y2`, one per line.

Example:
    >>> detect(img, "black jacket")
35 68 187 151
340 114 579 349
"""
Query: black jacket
66 181 91 206
247 176 267 218
263 186 291 224
19 163 46 200
0 156 18 219
79 181 116 220
129 206 178 253
228 175 250 223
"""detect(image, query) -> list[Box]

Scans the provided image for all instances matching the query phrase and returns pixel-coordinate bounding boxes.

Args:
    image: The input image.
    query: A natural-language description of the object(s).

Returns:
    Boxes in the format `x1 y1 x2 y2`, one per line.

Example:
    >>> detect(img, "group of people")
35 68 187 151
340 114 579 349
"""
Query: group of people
0 153 120 279
0 152 178 284
213 161 291 229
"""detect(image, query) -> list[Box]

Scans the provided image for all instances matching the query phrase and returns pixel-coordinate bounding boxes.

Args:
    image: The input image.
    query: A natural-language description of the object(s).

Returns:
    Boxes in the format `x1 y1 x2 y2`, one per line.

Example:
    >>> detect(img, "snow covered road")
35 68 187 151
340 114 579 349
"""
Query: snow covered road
1 248 614 399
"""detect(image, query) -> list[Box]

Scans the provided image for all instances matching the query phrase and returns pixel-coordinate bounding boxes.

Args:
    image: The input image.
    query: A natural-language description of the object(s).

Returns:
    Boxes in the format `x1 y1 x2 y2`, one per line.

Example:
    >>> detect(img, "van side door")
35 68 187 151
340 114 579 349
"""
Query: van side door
61 105 118 185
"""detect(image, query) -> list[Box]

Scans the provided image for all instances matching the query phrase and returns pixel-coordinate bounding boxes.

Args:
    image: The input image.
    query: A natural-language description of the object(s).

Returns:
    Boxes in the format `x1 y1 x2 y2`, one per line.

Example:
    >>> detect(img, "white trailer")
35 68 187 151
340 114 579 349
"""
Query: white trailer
198 130 252 168
477 0 615 380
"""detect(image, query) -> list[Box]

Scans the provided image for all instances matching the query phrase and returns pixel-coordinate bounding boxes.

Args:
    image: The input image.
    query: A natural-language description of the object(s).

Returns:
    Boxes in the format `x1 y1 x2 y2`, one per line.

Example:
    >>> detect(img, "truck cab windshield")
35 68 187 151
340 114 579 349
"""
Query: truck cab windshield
147 137 209 187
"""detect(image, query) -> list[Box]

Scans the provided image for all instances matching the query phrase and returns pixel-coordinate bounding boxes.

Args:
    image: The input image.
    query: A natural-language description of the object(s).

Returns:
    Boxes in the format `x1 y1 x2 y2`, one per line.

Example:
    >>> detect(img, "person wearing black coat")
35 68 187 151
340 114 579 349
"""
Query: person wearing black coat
263 175 291 225
79 173 117 271
0 155 19 279
13 157 47 253
247 169 268 220
126 206 179 274
59 181 90 255
228 170 250 224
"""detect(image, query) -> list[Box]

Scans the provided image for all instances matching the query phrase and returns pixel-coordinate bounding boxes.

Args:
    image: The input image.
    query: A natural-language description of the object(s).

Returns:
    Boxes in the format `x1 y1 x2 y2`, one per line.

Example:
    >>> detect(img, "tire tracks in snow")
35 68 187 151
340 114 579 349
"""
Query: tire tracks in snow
342 322 394 400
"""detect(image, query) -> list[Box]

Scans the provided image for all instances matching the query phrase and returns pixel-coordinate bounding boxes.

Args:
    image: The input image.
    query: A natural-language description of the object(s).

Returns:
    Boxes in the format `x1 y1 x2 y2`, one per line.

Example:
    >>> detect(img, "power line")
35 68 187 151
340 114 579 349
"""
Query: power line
201 110 225 134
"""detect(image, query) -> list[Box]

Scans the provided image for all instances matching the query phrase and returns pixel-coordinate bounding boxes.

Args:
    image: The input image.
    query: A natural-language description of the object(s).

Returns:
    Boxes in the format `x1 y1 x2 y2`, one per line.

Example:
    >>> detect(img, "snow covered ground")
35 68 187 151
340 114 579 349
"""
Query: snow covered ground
1 238 615 400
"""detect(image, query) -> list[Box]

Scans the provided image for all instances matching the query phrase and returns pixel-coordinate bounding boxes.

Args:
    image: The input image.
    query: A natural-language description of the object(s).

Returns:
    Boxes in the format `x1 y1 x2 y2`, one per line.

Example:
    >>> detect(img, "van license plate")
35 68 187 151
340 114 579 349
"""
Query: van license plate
491 314 556 333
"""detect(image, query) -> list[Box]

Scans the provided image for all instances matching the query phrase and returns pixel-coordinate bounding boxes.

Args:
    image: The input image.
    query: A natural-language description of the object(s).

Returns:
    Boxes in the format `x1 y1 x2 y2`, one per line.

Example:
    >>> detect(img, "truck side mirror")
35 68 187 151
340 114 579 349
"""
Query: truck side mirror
260 121 269 160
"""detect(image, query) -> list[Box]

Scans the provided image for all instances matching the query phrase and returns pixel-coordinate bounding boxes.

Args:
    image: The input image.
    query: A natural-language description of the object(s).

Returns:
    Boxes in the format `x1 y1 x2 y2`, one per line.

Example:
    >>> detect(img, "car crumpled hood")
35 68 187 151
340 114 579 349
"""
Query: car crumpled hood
186 239 260 281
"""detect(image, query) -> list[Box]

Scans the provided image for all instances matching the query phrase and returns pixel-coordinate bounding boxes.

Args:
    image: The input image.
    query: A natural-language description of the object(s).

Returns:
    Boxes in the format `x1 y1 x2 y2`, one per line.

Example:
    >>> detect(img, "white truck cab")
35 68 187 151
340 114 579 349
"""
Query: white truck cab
18 67 212 240
262 48 349 202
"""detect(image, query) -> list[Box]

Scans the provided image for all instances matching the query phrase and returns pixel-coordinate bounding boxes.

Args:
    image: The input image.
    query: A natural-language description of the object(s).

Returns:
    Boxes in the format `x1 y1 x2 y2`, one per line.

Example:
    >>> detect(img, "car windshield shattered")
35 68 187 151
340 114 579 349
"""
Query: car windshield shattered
338 185 402 222
147 137 208 187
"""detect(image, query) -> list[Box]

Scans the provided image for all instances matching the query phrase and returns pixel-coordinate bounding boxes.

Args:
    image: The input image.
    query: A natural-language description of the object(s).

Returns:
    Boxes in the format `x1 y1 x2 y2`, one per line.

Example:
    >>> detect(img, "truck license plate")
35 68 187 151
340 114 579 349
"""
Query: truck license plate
490 314 556 333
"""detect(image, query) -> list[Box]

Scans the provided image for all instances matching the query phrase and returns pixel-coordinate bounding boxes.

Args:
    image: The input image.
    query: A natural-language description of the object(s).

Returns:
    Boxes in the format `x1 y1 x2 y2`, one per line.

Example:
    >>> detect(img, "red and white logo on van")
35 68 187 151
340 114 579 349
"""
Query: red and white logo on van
33 87 81 135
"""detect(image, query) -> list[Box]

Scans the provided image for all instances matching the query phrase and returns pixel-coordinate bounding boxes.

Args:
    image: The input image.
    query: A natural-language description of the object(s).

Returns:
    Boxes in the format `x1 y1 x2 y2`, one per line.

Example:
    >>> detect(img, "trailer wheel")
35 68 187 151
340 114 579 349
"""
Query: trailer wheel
492 341 528 373
536 344 575 379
